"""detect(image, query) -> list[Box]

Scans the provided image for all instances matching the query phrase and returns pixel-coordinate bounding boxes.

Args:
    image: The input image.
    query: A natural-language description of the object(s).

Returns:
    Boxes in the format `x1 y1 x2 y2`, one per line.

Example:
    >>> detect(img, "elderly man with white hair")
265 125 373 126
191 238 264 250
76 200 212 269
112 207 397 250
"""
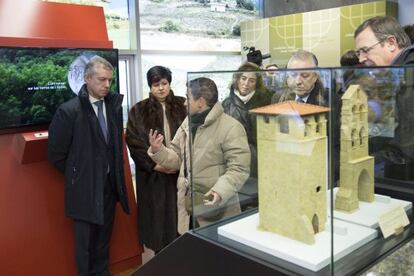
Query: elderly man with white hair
271 49 328 106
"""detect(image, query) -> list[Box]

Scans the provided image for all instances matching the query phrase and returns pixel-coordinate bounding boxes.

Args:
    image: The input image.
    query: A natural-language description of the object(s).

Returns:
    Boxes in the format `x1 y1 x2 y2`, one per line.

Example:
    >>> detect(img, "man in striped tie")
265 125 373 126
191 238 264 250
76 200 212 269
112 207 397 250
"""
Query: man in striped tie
48 56 130 276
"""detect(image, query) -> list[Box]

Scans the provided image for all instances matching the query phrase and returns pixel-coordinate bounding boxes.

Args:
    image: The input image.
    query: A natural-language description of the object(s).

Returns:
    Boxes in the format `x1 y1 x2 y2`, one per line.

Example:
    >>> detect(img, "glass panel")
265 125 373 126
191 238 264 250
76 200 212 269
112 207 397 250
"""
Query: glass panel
331 65 414 275
186 65 414 275
186 67 334 275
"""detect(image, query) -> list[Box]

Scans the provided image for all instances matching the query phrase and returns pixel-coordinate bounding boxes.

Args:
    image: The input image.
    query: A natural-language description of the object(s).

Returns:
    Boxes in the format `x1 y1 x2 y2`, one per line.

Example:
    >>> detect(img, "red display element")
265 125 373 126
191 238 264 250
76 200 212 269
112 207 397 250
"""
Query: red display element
12 131 48 164
0 133 141 275
0 0 112 48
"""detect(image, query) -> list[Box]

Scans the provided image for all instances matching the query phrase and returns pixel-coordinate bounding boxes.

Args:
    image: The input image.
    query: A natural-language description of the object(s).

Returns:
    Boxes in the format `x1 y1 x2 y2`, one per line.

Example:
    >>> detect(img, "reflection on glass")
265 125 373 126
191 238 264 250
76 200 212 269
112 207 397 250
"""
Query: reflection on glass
141 54 242 98
186 66 414 276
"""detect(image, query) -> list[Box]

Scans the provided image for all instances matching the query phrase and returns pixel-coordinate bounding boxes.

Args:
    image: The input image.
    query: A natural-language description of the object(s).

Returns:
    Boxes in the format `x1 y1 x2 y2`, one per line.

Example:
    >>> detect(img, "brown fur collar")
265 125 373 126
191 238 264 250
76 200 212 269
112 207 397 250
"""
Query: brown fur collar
137 90 187 138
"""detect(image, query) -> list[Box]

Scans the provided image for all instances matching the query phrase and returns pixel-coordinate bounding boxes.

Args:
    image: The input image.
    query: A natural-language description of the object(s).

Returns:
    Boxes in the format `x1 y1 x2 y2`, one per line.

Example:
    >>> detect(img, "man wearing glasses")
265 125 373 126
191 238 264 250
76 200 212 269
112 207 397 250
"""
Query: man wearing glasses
355 16 414 66
354 16 414 180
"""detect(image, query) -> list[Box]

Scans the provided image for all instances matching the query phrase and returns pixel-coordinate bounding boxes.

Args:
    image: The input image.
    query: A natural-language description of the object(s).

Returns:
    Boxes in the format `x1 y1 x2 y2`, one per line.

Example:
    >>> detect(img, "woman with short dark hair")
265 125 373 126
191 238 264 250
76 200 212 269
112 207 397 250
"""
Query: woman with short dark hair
126 65 186 253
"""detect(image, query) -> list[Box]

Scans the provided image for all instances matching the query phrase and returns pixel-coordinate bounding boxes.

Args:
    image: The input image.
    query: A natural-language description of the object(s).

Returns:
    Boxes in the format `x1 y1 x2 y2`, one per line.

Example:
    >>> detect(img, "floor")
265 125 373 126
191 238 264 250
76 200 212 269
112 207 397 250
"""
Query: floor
114 267 139 276
360 238 414 275
113 247 154 276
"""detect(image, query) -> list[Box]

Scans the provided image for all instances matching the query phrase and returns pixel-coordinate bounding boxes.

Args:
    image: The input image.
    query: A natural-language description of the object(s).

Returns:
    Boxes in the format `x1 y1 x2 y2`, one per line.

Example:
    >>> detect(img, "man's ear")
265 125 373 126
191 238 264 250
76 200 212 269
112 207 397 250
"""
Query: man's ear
386 35 398 51
198 97 208 108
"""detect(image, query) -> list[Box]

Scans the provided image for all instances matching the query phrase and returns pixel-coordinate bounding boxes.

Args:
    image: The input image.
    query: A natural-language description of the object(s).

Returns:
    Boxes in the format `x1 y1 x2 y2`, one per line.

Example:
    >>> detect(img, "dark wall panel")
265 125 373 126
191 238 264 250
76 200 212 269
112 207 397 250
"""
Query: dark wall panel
264 0 380 17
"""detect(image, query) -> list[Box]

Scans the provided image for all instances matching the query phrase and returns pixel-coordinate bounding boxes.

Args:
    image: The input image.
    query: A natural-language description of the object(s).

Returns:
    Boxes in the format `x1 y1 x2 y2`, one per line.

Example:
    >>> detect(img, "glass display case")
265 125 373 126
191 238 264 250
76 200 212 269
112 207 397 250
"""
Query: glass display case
184 65 414 275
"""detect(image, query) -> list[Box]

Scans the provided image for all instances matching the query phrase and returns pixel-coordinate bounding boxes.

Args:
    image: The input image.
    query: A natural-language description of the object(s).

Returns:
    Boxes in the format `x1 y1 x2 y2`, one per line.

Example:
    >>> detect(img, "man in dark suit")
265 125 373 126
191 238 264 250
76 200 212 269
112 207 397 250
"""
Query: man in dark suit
271 49 328 106
271 49 341 184
48 56 130 275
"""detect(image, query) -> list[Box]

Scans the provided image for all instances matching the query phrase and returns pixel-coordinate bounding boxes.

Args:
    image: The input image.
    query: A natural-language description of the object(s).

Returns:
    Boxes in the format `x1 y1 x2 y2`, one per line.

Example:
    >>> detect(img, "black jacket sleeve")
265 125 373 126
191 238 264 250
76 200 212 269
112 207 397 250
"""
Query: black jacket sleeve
48 104 75 174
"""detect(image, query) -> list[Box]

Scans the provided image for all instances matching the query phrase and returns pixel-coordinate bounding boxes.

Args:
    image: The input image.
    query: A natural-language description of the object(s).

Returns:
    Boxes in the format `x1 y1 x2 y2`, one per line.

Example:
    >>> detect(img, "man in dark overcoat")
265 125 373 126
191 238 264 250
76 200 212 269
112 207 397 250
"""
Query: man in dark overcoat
355 16 414 180
48 56 130 275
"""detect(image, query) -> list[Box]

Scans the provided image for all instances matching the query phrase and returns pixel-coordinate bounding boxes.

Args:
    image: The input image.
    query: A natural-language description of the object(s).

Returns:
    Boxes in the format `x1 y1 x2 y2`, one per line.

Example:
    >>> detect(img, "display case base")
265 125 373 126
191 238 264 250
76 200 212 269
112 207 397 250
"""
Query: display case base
331 188 412 228
133 230 286 276
218 213 377 271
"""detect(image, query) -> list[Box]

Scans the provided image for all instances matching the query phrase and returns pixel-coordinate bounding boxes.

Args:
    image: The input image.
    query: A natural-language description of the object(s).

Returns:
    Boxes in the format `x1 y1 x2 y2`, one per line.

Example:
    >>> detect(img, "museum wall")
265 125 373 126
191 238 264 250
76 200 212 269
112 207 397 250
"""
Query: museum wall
242 0 397 67
263 0 386 17
398 0 414 25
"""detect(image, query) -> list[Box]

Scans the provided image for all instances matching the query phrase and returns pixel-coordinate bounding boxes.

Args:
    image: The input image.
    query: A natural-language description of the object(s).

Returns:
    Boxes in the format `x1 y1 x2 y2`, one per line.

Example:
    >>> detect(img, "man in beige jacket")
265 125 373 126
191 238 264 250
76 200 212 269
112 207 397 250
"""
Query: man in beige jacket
148 77 251 234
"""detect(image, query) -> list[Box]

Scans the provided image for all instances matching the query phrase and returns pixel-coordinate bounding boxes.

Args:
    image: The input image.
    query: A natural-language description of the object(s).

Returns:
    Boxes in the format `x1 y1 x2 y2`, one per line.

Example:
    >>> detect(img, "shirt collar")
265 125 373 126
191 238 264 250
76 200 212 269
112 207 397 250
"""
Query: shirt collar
89 94 103 104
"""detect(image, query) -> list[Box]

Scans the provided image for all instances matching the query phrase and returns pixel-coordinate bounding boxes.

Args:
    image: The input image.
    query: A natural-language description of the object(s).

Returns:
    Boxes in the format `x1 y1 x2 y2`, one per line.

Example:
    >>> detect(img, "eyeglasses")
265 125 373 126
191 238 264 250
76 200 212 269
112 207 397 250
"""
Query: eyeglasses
355 38 387 57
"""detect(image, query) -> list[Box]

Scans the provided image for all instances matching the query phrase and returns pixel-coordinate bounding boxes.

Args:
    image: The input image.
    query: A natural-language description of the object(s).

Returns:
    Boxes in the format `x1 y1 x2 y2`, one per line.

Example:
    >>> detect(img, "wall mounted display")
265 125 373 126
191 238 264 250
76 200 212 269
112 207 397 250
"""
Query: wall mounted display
0 47 119 131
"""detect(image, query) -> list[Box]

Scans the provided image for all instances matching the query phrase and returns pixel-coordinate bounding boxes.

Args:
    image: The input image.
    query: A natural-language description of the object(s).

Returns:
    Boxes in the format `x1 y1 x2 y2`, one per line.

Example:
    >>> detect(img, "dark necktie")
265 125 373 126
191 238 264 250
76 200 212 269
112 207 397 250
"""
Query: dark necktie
296 97 305 103
94 100 108 143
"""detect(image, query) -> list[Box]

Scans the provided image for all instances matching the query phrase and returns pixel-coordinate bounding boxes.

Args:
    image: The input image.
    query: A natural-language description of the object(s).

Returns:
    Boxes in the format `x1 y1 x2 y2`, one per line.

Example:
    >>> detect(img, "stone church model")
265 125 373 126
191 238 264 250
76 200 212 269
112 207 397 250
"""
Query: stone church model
335 85 374 212
250 101 330 245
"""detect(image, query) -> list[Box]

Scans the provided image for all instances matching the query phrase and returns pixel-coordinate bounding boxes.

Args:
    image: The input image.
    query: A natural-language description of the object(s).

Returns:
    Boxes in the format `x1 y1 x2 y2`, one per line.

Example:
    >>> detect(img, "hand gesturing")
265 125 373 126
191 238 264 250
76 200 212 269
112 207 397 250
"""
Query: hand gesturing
149 129 164 153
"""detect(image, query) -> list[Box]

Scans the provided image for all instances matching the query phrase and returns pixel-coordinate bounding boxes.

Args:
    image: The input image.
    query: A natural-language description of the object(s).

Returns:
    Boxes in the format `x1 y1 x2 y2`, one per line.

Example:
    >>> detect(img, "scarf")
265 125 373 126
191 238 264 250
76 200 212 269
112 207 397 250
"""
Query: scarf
190 108 211 140
234 89 256 104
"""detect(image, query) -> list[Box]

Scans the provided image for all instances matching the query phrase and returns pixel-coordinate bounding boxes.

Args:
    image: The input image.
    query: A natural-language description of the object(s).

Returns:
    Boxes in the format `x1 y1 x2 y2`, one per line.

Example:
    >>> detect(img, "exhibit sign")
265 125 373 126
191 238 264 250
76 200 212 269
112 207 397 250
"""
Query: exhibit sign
379 206 410 238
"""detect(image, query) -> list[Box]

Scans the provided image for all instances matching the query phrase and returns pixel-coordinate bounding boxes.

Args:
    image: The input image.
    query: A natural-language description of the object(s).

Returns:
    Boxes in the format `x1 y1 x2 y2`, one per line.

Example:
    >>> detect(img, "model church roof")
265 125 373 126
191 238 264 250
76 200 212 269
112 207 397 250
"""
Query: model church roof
249 101 330 116
341 84 367 101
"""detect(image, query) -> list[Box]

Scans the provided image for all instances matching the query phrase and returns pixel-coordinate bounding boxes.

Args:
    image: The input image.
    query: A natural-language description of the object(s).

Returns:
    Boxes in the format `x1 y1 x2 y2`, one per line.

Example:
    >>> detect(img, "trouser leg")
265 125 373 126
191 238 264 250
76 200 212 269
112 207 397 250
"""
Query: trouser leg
90 177 116 276
74 219 92 276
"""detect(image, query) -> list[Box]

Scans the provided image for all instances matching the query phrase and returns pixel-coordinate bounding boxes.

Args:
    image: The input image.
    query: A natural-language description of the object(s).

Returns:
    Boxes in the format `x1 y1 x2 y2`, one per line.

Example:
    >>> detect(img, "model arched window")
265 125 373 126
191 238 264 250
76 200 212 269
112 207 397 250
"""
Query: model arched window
351 128 357 147
304 119 309 136
359 127 364 145
315 115 320 133
359 104 365 121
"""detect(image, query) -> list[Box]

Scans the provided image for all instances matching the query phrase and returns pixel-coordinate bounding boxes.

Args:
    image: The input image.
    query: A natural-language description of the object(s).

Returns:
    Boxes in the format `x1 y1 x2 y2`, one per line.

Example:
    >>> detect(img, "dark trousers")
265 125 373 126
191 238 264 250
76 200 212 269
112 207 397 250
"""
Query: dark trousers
74 177 116 276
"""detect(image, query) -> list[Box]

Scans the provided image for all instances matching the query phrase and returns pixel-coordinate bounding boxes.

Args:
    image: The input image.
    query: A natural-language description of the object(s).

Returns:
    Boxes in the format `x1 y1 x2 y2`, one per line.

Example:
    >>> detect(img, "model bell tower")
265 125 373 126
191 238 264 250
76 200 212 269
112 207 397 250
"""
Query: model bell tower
250 101 329 245
335 85 374 212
